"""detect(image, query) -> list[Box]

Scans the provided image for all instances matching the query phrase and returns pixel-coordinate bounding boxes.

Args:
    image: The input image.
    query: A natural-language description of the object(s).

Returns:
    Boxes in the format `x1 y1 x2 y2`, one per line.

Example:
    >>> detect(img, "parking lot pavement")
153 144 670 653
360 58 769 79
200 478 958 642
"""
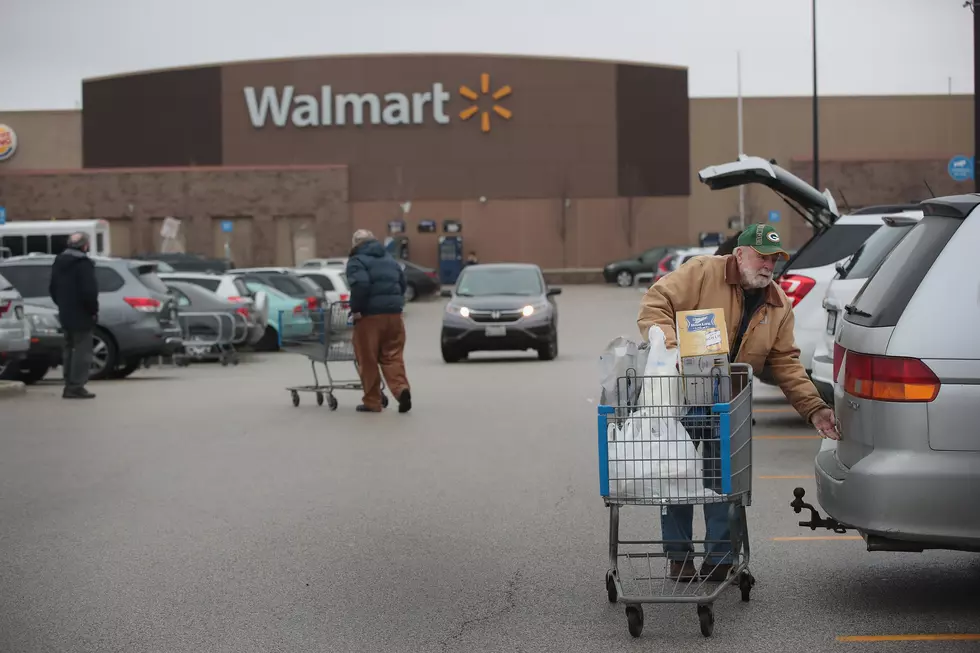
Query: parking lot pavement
1 286 978 653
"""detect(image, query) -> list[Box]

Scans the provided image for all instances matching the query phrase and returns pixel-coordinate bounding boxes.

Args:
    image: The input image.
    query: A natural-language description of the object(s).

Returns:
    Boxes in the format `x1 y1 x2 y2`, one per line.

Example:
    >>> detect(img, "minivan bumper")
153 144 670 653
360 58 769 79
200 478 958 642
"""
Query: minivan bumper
815 446 980 550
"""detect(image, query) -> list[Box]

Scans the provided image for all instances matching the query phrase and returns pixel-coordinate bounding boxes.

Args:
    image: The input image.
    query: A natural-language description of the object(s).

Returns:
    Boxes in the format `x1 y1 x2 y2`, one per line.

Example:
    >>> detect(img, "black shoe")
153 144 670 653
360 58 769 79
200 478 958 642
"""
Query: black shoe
63 387 96 399
356 404 381 413
397 389 412 414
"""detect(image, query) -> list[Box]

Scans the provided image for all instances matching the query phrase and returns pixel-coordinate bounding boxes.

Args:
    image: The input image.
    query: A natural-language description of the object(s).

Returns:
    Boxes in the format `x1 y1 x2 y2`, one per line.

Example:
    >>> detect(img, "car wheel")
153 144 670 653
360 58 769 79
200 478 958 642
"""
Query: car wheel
0 358 18 380
89 329 118 381
441 344 464 363
405 283 417 302
538 335 558 361
20 362 51 385
255 326 281 352
616 270 634 287
109 358 143 380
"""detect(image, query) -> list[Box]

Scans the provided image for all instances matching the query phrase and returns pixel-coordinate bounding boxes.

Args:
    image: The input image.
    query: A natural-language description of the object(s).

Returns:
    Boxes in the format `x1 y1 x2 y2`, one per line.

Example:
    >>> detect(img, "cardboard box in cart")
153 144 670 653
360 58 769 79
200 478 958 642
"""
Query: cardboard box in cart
676 309 733 404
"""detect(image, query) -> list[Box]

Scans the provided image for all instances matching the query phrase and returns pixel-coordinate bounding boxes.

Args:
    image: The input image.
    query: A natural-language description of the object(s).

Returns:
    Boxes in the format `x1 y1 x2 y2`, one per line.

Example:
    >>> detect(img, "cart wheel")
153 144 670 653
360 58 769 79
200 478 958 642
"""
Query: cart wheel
697 605 714 637
605 572 618 603
739 571 755 602
328 395 339 411
291 391 300 407
381 394 389 408
316 392 324 406
625 606 643 638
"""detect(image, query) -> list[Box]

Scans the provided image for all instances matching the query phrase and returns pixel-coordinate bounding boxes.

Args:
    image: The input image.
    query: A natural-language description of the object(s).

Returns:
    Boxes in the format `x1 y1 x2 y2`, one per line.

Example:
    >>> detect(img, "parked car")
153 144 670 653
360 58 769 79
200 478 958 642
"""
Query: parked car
292 267 351 306
164 280 258 352
396 259 441 301
230 268 324 312
602 246 681 287
809 212 923 403
132 252 234 274
298 257 348 269
240 280 315 347
636 246 716 287
440 263 561 363
158 272 270 348
808 193 980 553
0 255 182 380
0 271 31 380
17 303 64 384
698 154 922 384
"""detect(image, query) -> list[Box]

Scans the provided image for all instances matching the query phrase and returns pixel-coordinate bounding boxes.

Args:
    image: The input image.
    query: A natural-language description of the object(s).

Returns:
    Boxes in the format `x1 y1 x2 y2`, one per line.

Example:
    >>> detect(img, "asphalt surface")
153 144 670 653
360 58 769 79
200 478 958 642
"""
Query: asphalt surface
2 286 978 653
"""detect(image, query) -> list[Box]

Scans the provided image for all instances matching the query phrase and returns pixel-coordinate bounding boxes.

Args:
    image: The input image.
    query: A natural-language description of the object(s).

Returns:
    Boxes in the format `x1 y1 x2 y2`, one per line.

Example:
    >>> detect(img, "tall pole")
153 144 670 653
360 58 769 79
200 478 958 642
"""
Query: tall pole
737 50 745 229
812 0 820 192
974 0 979 193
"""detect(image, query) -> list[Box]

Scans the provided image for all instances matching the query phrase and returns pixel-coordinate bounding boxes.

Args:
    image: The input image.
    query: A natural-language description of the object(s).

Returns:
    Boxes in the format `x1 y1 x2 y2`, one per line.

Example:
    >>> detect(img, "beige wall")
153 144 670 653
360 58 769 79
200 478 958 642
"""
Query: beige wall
0 111 81 171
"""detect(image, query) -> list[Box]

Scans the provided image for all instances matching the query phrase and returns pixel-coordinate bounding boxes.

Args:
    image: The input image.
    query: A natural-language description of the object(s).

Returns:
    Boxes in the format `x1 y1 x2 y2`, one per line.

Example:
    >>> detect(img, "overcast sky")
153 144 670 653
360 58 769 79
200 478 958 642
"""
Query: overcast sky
1 0 974 111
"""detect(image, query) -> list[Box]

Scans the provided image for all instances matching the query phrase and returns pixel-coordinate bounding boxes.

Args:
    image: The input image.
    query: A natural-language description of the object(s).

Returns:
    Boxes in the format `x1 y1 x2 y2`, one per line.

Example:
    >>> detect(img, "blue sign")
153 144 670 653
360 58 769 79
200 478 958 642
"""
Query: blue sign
948 155 975 182
768 210 781 223
221 220 234 233
0 207 5 225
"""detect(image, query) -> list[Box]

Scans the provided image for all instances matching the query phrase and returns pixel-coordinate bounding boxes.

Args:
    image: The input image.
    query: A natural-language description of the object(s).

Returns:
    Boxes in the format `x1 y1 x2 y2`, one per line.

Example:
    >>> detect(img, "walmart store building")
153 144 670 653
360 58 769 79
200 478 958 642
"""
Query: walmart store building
0 53 972 270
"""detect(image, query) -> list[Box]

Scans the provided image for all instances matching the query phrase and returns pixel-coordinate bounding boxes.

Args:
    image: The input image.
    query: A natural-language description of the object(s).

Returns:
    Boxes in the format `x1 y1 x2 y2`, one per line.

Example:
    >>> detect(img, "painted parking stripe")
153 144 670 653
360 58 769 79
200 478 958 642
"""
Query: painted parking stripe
837 634 980 642
771 536 862 541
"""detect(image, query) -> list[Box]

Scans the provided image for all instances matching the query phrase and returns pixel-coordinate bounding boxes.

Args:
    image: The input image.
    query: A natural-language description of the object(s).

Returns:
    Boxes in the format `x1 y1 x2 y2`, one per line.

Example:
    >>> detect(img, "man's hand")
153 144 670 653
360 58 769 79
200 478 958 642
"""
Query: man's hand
810 407 839 440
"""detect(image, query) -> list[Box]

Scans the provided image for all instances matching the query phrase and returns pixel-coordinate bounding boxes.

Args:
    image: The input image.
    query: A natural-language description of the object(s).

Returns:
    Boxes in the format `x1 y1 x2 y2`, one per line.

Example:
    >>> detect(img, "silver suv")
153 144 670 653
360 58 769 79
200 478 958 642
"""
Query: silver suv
799 193 980 553
0 271 30 380
0 255 182 380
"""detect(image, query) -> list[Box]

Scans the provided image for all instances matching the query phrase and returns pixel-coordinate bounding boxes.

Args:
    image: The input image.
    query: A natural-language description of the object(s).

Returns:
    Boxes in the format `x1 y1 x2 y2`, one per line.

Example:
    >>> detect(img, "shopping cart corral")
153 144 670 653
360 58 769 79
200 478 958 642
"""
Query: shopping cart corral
173 311 249 366
598 364 755 639
278 301 389 410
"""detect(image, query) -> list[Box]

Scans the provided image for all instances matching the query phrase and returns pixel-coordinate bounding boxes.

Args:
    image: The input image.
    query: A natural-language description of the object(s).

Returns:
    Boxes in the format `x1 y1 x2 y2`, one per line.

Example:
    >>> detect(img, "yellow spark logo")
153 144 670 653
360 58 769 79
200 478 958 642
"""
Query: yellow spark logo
459 73 512 133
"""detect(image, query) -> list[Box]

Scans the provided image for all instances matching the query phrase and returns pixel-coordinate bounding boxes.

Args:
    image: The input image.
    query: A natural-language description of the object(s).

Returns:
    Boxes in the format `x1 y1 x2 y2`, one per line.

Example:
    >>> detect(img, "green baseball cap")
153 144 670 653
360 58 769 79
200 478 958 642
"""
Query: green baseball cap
736 224 790 260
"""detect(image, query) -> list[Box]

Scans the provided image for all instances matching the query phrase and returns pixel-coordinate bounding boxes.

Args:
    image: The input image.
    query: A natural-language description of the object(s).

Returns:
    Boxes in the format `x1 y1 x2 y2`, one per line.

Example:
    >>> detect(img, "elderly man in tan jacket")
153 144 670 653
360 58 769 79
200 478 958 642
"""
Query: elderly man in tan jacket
638 223 836 582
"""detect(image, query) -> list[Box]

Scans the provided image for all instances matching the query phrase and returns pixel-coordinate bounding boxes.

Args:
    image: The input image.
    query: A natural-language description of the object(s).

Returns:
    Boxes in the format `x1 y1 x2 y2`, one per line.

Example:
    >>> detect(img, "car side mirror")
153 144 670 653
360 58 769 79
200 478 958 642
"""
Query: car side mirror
547 287 562 296
440 289 453 298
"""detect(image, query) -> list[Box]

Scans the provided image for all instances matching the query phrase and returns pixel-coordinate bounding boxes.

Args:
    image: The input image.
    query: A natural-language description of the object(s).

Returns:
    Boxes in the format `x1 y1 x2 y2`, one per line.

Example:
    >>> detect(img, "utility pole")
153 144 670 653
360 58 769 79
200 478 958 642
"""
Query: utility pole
737 51 745 229
812 0 820 192
973 0 979 192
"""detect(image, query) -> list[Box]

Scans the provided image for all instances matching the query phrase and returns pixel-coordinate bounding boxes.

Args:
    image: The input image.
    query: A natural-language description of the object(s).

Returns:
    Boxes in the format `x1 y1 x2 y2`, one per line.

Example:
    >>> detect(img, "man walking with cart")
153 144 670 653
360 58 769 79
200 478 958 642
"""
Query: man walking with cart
345 229 413 414
637 223 837 581
49 232 99 399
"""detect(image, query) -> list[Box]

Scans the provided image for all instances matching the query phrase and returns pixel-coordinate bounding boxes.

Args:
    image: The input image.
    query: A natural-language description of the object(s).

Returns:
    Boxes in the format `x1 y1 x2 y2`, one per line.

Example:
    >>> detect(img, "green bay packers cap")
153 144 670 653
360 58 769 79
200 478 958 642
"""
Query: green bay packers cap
736 223 790 260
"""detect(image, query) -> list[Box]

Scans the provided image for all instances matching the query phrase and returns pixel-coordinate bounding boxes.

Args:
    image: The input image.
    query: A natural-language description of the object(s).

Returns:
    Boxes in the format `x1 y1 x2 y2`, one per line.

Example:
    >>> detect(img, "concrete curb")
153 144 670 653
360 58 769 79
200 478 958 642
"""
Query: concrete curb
0 381 27 398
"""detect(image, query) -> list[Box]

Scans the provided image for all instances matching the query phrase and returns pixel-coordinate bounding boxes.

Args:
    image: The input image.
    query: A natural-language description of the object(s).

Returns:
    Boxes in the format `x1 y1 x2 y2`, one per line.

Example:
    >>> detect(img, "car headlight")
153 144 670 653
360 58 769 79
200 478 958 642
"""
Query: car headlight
521 302 549 317
27 313 61 335
446 305 470 318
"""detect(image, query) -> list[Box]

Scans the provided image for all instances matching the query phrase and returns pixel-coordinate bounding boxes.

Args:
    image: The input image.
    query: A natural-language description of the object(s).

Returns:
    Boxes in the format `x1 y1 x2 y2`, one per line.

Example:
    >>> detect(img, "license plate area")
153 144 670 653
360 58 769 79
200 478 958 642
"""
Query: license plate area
826 309 837 335
485 325 506 337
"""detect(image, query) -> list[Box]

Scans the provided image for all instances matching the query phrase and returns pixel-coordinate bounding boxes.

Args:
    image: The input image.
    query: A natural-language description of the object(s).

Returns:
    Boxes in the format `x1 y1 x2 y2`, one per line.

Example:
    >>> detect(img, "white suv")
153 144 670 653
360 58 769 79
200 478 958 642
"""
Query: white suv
809 211 923 403
698 155 922 384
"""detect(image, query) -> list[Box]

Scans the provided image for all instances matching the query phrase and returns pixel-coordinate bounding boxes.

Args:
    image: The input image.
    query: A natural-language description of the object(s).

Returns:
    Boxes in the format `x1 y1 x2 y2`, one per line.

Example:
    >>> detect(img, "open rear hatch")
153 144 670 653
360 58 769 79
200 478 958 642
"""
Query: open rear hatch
698 155 840 276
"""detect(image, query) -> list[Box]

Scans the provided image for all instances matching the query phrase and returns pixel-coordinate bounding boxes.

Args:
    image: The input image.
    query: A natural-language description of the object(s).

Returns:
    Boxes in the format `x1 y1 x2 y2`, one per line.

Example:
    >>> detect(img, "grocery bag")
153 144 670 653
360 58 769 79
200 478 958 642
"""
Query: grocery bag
598 336 649 419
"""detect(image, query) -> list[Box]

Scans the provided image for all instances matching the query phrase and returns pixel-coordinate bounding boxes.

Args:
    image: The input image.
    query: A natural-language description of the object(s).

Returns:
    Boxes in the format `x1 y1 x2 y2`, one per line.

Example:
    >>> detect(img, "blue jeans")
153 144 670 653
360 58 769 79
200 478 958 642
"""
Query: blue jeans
660 406 733 564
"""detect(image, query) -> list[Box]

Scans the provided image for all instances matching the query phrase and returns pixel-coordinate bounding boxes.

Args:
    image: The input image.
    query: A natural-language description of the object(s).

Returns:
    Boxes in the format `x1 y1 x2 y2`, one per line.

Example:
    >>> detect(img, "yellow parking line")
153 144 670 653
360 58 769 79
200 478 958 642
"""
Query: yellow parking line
754 435 821 440
837 634 980 642
771 536 861 541
758 475 811 479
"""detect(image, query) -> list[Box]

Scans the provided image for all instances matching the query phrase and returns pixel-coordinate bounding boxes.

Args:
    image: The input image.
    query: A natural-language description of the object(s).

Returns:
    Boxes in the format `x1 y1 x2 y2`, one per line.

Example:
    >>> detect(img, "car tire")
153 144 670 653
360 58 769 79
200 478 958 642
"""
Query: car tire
441 344 464 363
89 329 118 381
255 326 281 352
405 283 417 302
616 270 634 287
20 362 51 385
538 335 558 361
0 358 19 380
109 358 143 380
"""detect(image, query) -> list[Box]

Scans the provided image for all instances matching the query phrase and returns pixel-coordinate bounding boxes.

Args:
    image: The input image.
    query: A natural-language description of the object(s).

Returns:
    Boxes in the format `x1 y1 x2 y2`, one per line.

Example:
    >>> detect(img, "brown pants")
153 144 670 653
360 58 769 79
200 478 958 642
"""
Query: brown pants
352 313 410 411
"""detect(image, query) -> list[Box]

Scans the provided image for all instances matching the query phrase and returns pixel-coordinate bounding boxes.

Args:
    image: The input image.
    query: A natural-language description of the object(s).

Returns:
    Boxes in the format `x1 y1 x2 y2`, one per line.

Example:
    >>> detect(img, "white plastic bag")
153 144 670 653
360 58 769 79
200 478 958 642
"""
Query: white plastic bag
606 326 718 502
598 336 649 414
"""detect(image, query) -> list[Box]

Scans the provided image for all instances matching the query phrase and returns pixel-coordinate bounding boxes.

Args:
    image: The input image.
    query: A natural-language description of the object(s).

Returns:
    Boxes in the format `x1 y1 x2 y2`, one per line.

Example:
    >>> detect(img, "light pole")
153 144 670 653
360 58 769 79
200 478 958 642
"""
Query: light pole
972 1 979 192
812 0 820 193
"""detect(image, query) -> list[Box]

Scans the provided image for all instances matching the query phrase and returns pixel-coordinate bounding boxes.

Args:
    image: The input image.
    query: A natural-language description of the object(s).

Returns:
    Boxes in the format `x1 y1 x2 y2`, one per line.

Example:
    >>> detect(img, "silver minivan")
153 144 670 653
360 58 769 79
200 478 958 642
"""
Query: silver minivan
804 193 980 553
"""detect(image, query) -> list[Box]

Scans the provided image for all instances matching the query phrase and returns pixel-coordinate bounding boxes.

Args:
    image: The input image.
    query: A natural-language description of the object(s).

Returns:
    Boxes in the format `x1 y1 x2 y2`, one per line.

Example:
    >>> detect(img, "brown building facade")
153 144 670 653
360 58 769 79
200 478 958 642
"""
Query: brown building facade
0 53 975 270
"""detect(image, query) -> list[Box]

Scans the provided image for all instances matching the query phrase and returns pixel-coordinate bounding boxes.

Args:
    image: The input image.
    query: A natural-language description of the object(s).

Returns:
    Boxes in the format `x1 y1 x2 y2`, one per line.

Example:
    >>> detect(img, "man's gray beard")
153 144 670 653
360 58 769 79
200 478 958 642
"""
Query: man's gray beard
738 267 772 289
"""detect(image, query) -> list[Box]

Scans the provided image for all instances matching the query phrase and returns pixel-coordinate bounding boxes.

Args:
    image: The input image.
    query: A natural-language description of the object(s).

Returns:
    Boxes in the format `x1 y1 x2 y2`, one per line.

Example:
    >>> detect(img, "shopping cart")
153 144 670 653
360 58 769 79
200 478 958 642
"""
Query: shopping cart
277 300 389 410
597 363 755 639
173 311 249 367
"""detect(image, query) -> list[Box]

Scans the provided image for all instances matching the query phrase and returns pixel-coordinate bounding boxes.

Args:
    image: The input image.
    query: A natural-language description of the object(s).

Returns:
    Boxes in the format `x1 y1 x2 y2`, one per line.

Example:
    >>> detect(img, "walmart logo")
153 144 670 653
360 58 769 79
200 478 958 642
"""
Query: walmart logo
459 73 513 133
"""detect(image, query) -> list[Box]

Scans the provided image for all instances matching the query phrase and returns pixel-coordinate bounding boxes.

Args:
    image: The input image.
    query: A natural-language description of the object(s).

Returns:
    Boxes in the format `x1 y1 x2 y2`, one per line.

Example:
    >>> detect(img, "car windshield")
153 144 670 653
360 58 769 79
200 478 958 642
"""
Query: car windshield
456 267 543 296
787 224 880 271
840 223 916 280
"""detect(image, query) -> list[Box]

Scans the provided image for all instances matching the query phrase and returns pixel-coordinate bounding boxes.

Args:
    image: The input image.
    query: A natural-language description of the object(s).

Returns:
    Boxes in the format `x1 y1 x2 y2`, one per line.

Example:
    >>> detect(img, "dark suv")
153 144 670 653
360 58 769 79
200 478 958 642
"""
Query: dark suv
0 255 182 380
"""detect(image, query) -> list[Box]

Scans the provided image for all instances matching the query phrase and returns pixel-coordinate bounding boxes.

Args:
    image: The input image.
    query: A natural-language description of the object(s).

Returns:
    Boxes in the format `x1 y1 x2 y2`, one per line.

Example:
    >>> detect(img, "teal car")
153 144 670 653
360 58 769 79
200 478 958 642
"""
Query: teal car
242 281 314 347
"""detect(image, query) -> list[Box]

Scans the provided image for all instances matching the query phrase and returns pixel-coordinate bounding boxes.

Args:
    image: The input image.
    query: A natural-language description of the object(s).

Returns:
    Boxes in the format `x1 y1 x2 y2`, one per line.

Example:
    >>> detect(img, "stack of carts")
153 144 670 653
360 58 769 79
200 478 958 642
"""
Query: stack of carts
597 363 756 639
173 311 249 367
278 300 388 410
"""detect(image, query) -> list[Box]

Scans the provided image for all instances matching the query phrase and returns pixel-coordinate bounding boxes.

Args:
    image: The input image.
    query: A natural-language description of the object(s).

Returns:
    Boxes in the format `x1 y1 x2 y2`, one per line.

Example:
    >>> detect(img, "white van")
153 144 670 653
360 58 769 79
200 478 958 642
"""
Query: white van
0 219 112 259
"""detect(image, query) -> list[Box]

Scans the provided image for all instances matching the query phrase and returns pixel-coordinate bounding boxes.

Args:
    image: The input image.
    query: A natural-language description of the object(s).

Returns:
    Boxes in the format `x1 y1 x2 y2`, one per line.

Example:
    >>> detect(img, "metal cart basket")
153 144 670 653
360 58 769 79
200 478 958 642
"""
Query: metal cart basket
597 363 755 639
173 311 249 367
278 301 388 410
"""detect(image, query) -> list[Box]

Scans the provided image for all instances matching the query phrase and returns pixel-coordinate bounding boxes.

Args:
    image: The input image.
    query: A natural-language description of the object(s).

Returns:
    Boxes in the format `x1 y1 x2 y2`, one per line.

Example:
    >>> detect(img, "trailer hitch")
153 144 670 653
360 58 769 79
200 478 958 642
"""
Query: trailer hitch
790 487 849 533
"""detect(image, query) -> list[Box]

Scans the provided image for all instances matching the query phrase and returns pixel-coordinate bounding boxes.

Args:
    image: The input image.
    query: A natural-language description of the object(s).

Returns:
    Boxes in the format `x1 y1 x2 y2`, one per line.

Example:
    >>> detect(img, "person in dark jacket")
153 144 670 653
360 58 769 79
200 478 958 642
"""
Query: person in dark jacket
49 232 99 399
345 229 412 414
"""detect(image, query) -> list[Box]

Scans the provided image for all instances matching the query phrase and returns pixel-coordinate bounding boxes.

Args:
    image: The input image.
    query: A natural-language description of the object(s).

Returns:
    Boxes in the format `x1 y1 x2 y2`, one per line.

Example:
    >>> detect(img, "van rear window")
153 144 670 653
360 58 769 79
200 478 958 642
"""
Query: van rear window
788 224 880 271
846 216 961 328
840 223 916 280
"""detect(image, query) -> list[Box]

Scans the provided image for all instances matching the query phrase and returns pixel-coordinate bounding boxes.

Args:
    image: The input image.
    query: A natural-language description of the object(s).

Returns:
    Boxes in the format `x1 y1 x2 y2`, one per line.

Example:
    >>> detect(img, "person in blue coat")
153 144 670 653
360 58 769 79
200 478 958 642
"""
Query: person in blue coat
345 229 413 413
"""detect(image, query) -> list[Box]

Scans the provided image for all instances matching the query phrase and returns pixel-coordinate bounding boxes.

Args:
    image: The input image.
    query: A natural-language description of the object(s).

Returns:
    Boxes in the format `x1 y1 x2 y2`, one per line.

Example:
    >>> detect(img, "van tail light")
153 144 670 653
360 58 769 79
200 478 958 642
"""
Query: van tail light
0 300 9 316
124 297 161 313
779 274 816 307
306 296 318 310
843 351 940 402
656 254 673 274
833 342 845 382
227 296 244 303
235 307 250 319
425 270 438 280
339 293 350 302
